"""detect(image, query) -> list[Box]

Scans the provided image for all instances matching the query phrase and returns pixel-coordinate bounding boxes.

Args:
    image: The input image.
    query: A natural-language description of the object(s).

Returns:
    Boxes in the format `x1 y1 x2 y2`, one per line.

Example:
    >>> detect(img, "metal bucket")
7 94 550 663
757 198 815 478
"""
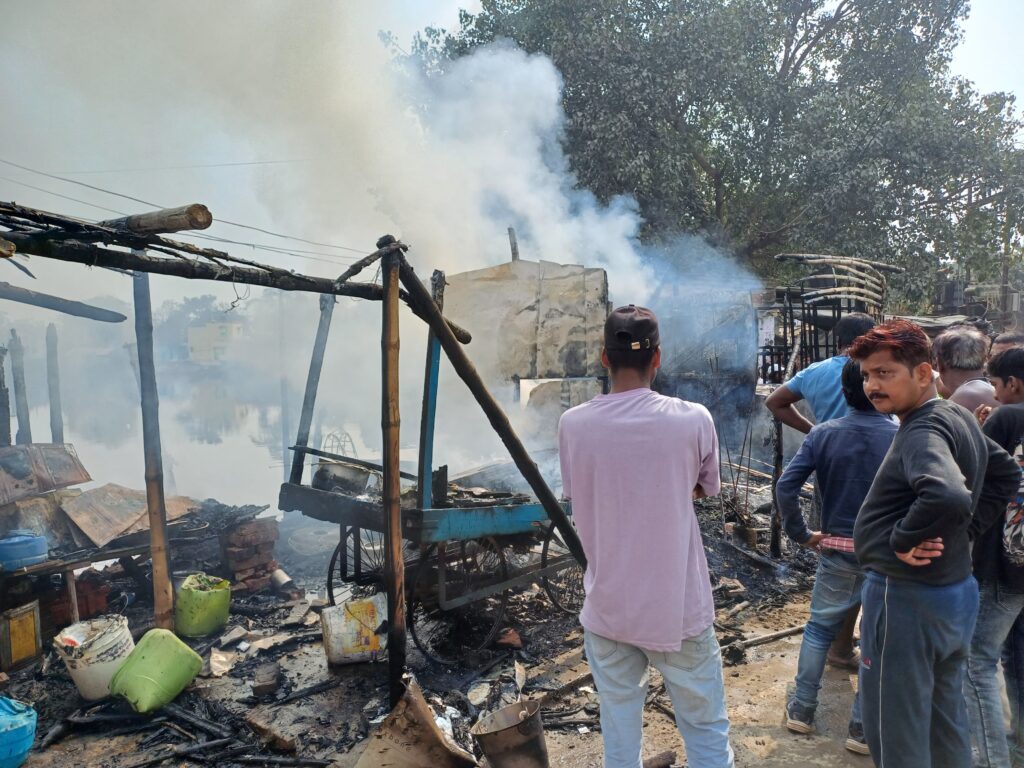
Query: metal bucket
471 700 549 768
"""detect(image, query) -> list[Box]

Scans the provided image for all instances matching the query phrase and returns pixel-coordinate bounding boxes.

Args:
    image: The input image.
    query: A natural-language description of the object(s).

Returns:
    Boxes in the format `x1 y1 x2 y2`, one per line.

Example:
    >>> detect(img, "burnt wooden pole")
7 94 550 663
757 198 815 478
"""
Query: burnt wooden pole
381 245 406 707
0 346 10 446
289 294 336 485
396 256 587 569
8 330 31 445
278 292 292 482
132 266 174 629
769 417 784 558
46 324 64 443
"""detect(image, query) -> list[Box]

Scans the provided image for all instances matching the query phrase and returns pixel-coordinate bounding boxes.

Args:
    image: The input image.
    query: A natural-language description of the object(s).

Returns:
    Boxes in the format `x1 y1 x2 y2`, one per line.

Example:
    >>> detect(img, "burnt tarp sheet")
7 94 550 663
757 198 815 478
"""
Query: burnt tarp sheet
0 444 91 507
61 483 197 548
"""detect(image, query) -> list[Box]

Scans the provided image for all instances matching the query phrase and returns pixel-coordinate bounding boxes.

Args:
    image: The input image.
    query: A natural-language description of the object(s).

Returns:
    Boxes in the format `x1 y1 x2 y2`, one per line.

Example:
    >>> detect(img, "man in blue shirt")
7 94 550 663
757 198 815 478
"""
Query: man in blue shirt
767 312 876 669
778 359 898 754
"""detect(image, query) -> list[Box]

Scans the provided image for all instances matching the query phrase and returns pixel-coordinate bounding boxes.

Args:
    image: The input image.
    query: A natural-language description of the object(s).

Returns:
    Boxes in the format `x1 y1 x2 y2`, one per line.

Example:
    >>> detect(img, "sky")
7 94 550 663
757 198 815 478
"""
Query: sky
950 0 1024 102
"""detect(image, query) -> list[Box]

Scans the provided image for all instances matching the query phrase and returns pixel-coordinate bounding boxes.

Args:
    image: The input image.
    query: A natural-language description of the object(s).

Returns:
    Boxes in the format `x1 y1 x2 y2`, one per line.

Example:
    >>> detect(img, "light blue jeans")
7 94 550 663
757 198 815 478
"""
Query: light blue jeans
585 625 735 768
964 580 1024 768
792 550 864 724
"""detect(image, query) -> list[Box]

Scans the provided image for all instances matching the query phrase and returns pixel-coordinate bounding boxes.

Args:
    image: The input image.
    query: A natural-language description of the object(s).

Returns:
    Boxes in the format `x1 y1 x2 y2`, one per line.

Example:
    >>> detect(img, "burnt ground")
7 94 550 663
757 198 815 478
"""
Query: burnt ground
11 492 863 767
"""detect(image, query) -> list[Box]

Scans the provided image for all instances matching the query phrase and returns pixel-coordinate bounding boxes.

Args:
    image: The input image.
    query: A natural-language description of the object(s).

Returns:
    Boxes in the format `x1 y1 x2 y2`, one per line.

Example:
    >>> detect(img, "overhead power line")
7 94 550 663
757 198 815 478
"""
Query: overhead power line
0 157 368 254
55 159 306 175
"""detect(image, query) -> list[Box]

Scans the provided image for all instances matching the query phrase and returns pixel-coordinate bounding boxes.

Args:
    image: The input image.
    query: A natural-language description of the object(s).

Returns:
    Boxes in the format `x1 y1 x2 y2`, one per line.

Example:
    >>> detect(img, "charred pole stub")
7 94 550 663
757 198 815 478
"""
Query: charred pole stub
47 323 64 443
380 235 407 707
396 254 586 569
0 345 11 447
8 329 30 445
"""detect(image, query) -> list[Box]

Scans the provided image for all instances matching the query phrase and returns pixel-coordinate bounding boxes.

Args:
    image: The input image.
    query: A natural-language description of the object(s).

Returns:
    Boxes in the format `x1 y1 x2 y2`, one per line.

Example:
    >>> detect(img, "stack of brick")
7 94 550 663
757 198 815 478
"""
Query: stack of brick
221 518 279 594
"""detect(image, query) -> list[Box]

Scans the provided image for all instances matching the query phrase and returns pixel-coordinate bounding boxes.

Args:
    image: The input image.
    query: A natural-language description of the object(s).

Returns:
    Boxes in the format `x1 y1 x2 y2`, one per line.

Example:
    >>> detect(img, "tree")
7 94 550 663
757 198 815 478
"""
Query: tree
414 0 1023 309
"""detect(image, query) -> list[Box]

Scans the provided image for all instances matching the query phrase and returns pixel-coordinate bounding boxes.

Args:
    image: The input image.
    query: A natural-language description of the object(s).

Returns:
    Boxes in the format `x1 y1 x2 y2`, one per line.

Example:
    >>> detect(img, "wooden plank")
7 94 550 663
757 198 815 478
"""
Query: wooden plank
416 271 445 509
420 503 568 543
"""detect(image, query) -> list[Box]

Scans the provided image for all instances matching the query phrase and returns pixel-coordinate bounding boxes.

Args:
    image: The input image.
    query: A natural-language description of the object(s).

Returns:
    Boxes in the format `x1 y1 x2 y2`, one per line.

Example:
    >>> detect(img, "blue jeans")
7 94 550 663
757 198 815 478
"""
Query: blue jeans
965 581 1024 768
585 626 735 768
792 551 864 724
1004 616 1024 765
860 572 979 768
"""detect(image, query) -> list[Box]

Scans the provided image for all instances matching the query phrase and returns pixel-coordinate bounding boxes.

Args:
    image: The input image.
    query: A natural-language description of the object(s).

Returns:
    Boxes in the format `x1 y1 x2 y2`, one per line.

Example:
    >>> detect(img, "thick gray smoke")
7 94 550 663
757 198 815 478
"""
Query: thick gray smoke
0 2 756 504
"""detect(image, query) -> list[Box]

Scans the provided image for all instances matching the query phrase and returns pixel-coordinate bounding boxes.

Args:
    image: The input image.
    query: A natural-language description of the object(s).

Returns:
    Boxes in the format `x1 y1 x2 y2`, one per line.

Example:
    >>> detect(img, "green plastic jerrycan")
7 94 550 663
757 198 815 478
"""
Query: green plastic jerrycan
109 629 202 713
175 573 231 638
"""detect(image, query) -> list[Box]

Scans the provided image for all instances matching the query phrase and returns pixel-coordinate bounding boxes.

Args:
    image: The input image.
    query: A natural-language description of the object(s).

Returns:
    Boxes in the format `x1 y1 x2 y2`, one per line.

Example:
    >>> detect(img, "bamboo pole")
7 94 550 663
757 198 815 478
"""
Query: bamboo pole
0 282 126 323
132 267 174 629
289 294 335 485
396 256 587 569
8 329 30 445
46 324 64 443
381 248 406 707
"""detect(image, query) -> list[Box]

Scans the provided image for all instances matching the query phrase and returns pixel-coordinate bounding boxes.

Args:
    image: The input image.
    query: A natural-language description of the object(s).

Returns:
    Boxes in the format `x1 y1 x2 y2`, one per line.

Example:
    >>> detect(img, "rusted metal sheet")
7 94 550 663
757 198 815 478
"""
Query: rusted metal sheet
0 444 90 507
61 483 197 548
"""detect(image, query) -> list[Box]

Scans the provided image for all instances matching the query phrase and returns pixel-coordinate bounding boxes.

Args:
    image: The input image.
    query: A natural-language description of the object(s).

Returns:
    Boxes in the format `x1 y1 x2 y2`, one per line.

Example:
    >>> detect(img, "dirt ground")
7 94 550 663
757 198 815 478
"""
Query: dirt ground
24 596 869 768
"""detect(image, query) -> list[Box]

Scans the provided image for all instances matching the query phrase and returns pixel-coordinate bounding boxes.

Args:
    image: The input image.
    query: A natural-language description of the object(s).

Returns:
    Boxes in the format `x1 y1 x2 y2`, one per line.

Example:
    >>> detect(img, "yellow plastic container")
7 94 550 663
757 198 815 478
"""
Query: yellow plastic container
174 573 231 638
109 629 202 713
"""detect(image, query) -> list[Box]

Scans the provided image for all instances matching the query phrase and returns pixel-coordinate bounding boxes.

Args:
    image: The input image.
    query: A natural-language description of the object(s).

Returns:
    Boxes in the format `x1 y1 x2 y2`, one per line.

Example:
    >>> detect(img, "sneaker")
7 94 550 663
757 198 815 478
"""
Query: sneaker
785 699 814 734
845 721 870 755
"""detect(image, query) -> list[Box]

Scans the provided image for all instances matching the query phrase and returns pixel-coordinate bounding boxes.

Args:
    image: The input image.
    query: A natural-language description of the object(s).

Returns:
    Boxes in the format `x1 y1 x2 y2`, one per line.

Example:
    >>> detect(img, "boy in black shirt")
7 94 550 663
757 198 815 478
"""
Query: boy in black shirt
967 347 1024 767
848 320 1019 768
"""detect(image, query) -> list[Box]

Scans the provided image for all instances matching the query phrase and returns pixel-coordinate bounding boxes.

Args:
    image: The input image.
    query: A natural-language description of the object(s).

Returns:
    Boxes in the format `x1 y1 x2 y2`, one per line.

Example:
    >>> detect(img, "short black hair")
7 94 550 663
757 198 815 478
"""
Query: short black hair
835 312 876 349
988 348 1024 383
841 359 873 411
605 347 656 373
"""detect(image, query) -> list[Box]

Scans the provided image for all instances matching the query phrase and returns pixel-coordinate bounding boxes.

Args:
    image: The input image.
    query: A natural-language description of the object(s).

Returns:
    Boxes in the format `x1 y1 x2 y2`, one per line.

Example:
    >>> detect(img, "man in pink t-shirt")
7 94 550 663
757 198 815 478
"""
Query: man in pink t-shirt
558 305 735 768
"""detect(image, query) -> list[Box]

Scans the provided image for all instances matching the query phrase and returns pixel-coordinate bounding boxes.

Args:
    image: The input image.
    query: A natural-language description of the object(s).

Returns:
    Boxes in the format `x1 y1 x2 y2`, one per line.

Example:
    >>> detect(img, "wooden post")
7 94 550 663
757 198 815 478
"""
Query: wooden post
64 569 79 624
0 346 11 447
416 271 445 509
381 247 406 707
8 329 31 445
396 257 587 569
289 294 335 485
46 324 64 443
132 267 174 629
98 204 212 235
278 293 292 482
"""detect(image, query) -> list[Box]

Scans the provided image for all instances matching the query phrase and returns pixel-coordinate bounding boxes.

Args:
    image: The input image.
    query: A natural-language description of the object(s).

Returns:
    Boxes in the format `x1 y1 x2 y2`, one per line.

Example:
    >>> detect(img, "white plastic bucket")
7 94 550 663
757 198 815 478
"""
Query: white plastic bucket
53 615 135 700
322 593 387 665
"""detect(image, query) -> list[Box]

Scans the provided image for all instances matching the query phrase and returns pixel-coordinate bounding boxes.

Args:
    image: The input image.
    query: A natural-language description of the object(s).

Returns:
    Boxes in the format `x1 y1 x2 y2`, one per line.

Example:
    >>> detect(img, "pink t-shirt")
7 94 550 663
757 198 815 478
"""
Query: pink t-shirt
557 387 720 651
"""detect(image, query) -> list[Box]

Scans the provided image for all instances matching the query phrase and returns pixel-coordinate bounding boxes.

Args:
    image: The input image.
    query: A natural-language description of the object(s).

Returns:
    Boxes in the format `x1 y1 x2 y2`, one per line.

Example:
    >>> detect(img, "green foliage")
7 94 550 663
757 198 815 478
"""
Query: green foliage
413 0 1023 311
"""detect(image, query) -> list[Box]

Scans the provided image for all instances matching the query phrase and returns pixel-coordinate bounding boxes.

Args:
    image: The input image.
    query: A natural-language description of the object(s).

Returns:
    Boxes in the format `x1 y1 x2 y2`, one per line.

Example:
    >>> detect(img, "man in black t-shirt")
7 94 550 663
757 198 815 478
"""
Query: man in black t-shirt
968 347 1024 767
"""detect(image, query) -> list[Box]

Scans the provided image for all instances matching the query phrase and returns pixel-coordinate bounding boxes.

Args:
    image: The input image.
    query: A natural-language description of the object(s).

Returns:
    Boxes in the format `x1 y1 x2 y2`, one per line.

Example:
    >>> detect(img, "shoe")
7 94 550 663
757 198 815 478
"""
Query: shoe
827 649 861 671
845 721 870 755
785 699 814 734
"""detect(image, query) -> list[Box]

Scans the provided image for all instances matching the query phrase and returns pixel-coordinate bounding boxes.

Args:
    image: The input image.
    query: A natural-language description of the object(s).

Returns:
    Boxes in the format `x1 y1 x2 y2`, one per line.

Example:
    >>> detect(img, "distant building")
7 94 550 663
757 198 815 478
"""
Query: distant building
187 322 243 364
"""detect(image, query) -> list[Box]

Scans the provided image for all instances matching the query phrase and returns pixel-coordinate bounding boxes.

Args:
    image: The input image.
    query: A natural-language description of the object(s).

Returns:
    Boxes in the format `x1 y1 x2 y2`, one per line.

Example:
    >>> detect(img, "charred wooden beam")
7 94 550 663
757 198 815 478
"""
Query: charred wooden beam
0 346 10 447
1 232 472 343
98 204 212 235
396 255 586 569
0 281 126 323
289 294 335 485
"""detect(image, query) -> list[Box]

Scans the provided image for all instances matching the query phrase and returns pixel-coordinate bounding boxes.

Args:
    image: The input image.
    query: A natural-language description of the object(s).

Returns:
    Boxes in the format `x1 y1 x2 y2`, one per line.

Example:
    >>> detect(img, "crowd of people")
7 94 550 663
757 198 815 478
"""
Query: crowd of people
558 305 1024 768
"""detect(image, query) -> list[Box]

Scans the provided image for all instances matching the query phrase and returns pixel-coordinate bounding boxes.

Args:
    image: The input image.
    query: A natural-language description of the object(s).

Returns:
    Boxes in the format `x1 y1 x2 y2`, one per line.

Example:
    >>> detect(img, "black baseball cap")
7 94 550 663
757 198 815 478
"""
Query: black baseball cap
604 305 660 352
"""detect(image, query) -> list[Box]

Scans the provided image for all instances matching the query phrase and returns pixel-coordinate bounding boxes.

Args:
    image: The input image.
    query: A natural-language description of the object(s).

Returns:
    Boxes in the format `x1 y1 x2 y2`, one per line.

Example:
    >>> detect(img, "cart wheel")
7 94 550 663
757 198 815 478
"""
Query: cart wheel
542 524 584 615
408 538 509 665
327 528 415 605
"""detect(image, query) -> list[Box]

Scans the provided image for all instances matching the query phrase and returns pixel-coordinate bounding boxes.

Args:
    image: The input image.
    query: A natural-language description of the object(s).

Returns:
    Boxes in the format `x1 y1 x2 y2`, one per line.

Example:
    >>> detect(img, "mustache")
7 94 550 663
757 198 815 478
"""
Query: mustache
868 393 889 400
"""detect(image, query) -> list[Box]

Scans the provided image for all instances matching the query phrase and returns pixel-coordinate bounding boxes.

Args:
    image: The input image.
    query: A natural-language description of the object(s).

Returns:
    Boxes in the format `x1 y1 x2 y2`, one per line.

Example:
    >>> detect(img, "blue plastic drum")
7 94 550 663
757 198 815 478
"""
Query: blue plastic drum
0 531 48 571
0 697 36 768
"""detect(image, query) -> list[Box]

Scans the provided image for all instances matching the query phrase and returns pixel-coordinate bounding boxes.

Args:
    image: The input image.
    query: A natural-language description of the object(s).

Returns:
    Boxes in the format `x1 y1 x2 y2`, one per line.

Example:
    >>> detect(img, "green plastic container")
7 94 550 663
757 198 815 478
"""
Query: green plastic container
174 573 231 638
109 629 202 713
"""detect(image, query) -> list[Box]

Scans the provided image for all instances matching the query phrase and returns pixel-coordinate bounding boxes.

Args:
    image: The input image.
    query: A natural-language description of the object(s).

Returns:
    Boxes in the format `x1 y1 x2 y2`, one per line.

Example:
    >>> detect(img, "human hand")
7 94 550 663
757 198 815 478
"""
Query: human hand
895 537 944 566
803 531 825 551
975 404 994 425
692 484 707 500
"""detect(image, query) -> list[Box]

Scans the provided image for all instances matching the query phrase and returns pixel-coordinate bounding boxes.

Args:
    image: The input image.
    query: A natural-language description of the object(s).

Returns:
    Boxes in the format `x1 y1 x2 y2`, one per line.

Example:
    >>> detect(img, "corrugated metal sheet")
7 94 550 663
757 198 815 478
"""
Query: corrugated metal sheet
0 444 90 507
61 483 197 548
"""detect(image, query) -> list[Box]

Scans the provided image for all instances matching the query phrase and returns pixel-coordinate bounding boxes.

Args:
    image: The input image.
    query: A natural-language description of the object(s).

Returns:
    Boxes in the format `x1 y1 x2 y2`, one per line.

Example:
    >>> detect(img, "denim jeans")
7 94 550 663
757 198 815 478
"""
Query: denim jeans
585 626 735 768
860 572 979 768
792 551 864 724
1004 615 1024 765
966 581 1024 767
